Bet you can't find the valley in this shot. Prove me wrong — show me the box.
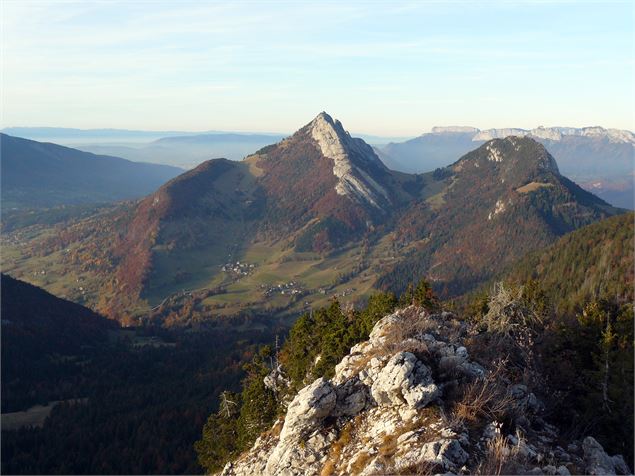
[1,215,403,323]
[0,274,282,474]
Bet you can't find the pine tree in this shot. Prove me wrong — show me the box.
[413,279,438,310]
[194,391,241,474]
[237,346,278,447]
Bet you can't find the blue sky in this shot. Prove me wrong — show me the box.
[2,0,633,135]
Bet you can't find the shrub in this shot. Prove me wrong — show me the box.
[480,282,544,336]
[398,278,439,311]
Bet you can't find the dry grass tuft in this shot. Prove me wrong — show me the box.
[320,422,354,476]
[347,311,436,376]
[319,459,336,476]
[475,434,528,475]
[374,310,437,355]
[378,433,399,458]
[349,451,373,475]
[396,459,440,476]
[451,360,516,427]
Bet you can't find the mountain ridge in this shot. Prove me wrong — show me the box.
[426,125,635,144]
[379,126,634,209]
[216,305,633,476]
[0,133,183,208]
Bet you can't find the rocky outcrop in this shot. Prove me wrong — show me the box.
[370,352,439,409]
[221,307,632,476]
[264,378,337,474]
[583,437,632,475]
[310,112,391,210]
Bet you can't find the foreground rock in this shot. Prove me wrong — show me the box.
[221,307,631,476]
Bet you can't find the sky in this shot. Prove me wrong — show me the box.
[1,0,634,136]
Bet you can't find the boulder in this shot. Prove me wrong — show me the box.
[278,377,336,443]
[333,341,371,385]
[417,438,469,470]
[612,455,632,475]
[370,352,439,408]
[583,436,631,475]
[333,377,369,417]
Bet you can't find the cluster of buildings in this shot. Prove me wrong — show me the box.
[261,281,305,297]
[221,261,255,276]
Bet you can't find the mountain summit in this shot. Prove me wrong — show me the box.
[308,112,391,210]
[453,136,560,179]
[240,112,412,246]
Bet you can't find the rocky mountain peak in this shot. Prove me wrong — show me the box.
[310,111,346,136]
[307,112,391,210]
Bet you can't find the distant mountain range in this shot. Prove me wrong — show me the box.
[0,127,280,143]
[1,127,406,170]
[0,134,183,208]
[76,133,287,168]
[378,125,635,209]
[2,113,622,325]
[7,126,629,209]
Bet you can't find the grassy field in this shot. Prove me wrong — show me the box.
[516,181,554,193]
[196,232,403,317]
[2,218,410,323]
[1,243,92,304]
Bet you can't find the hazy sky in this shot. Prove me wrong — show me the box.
[2,0,633,135]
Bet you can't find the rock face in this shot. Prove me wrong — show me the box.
[221,307,632,476]
[310,112,391,210]
[265,378,337,474]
